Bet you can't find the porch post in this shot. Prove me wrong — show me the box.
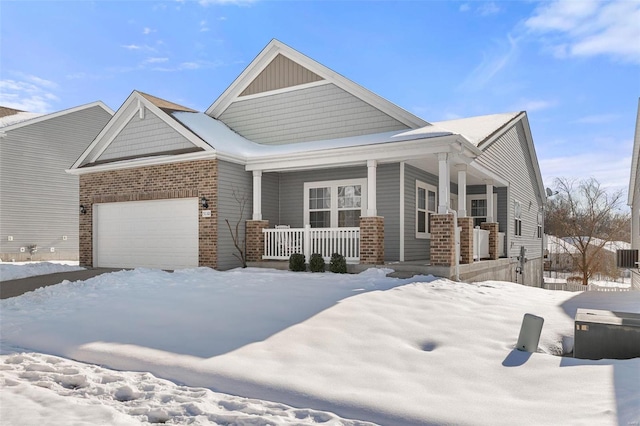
[485,179,494,223]
[252,170,262,221]
[456,165,467,218]
[438,153,450,214]
[367,160,377,217]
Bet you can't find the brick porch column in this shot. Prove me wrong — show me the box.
[457,217,473,264]
[481,222,499,260]
[246,220,269,262]
[430,213,456,266]
[360,216,384,265]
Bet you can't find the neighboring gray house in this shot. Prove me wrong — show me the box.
[0,102,113,261]
[68,40,545,286]
[626,99,640,290]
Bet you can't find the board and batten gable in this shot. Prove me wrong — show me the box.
[217,160,253,270]
[475,120,543,258]
[0,104,112,260]
[218,83,410,145]
[98,109,196,161]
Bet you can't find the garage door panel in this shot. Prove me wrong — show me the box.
[95,198,198,269]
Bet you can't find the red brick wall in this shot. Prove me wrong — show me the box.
[246,220,269,262]
[79,159,218,268]
[481,222,499,260]
[360,216,384,264]
[458,217,474,264]
[430,213,455,266]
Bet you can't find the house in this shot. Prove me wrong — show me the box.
[548,235,630,280]
[67,40,546,286]
[0,103,113,262]
[626,98,640,290]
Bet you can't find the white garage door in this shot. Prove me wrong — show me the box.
[94,198,198,269]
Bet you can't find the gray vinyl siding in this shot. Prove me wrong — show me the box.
[377,163,400,261]
[99,109,194,161]
[262,172,280,226]
[240,54,324,96]
[278,166,368,227]
[476,122,543,258]
[0,105,112,260]
[217,160,253,270]
[219,83,409,145]
[404,165,438,261]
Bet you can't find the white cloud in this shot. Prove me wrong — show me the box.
[458,34,519,91]
[199,0,255,6]
[572,114,619,124]
[478,2,501,16]
[200,20,210,32]
[143,27,155,35]
[459,3,470,13]
[0,76,60,113]
[525,0,640,64]
[145,57,169,64]
[512,98,557,112]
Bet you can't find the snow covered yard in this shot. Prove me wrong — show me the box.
[0,261,83,282]
[1,267,639,425]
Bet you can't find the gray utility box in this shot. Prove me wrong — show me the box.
[574,308,640,360]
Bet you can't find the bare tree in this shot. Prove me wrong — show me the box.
[545,177,629,285]
[225,188,248,268]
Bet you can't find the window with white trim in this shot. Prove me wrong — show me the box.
[537,211,543,239]
[467,195,498,228]
[416,181,437,238]
[514,200,522,236]
[304,179,367,228]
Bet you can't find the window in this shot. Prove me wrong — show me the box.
[304,179,367,228]
[416,181,437,238]
[514,201,522,236]
[467,195,498,227]
[537,212,543,239]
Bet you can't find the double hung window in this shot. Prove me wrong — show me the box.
[304,179,366,228]
[416,181,437,238]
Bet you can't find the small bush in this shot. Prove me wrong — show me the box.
[329,253,347,274]
[309,253,325,272]
[289,253,306,272]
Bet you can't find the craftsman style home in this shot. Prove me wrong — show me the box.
[1,103,113,261]
[68,40,546,286]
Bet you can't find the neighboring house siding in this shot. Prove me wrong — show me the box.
[377,163,400,261]
[0,105,112,261]
[476,122,542,258]
[240,54,324,96]
[219,83,410,145]
[217,160,253,270]
[278,167,368,227]
[404,164,438,261]
[99,110,194,161]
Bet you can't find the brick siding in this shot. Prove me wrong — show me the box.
[246,220,269,262]
[430,213,456,266]
[79,159,218,268]
[480,222,499,260]
[457,217,474,264]
[360,216,384,264]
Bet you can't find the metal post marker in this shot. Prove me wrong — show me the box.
[516,313,544,352]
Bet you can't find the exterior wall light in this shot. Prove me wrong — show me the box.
[80,205,87,215]
[201,197,208,209]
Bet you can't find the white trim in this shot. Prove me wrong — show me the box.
[303,179,367,228]
[253,170,262,221]
[416,180,437,239]
[466,194,498,227]
[66,151,218,175]
[234,80,331,102]
[367,159,377,217]
[0,101,113,133]
[89,107,140,163]
[206,39,429,129]
[399,162,405,262]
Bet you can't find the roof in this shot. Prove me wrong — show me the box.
[206,39,429,130]
[431,112,522,147]
[0,102,113,132]
[0,106,43,128]
[628,98,640,205]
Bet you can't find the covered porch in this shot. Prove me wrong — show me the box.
[243,129,508,272]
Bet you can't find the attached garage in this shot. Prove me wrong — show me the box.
[93,198,199,269]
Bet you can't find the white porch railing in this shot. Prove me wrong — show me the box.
[473,228,490,260]
[263,225,360,262]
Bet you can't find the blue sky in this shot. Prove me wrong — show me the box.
[2,0,639,195]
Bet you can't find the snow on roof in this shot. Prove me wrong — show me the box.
[548,235,631,254]
[432,112,521,146]
[0,111,44,128]
[172,112,453,158]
